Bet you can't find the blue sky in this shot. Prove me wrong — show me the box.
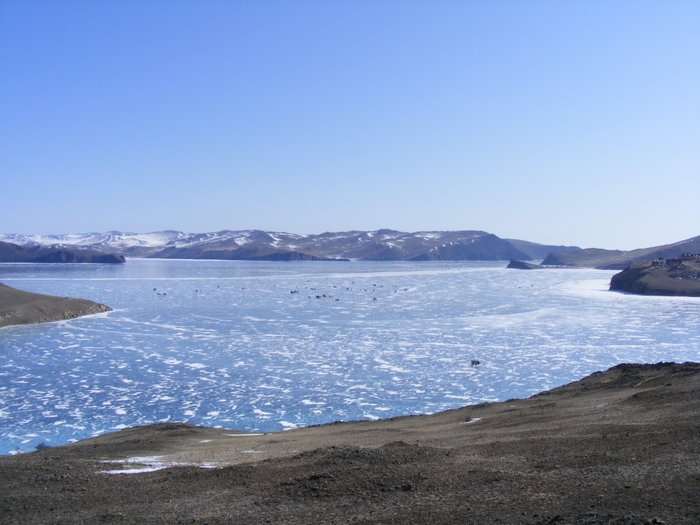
[1,1,698,250]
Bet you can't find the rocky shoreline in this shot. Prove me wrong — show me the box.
[610,257,700,297]
[0,283,112,328]
[1,362,698,524]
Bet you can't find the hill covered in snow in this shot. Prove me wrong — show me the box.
[0,229,572,262]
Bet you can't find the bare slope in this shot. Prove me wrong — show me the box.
[542,235,700,269]
[2,362,698,524]
[504,239,580,261]
[0,283,112,327]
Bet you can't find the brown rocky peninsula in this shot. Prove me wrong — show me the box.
[610,257,700,297]
[1,362,699,524]
[0,283,112,328]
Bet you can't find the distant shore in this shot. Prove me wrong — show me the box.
[0,283,112,328]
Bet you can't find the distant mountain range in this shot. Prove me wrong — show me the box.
[0,230,579,262]
[0,230,696,267]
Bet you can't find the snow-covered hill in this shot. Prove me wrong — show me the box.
[0,229,567,261]
[0,230,307,257]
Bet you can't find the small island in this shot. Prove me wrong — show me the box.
[506,259,545,270]
[0,283,112,327]
[609,255,700,297]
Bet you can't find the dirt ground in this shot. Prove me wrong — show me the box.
[1,362,699,524]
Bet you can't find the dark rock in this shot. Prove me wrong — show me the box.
[507,260,545,270]
[609,258,700,297]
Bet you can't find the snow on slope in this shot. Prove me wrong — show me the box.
[0,230,308,256]
[0,229,532,261]
[0,231,184,249]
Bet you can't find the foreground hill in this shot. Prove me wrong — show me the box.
[2,362,698,523]
[0,283,112,327]
[610,257,700,297]
[0,240,125,264]
[542,235,700,269]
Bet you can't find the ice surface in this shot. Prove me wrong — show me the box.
[1,260,699,453]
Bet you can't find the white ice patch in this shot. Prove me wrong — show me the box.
[101,466,165,475]
[373,357,408,373]
[99,455,220,474]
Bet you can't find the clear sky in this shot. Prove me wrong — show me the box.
[1,1,698,250]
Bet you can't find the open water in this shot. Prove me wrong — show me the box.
[1,259,699,454]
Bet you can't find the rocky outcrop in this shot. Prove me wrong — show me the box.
[0,241,125,264]
[609,257,700,297]
[506,260,545,270]
[0,283,112,327]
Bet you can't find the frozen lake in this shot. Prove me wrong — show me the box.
[1,259,699,454]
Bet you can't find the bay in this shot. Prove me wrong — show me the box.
[1,259,699,454]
